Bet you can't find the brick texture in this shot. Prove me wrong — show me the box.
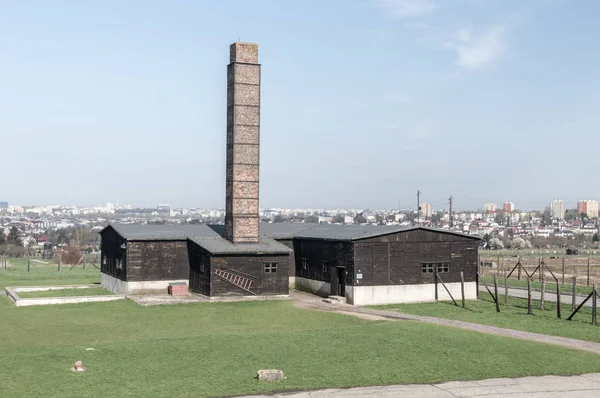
[225,42,261,243]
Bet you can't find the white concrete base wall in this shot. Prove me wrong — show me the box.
[101,273,188,295]
[289,276,296,290]
[346,282,477,306]
[294,277,331,298]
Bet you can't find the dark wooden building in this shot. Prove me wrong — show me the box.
[284,224,480,305]
[99,224,220,295]
[188,237,291,297]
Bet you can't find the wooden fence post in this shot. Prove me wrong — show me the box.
[460,271,465,308]
[518,263,521,280]
[540,274,545,310]
[434,269,438,301]
[557,283,561,319]
[593,283,597,326]
[562,257,565,285]
[572,276,577,311]
[494,276,500,313]
[83,256,86,270]
[27,259,30,272]
[588,258,591,287]
[504,276,508,305]
[527,278,533,314]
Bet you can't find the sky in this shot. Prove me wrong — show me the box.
[1,0,599,211]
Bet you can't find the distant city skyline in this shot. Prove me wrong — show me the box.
[2,1,600,209]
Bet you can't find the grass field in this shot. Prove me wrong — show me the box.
[17,288,112,298]
[480,276,594,296]
[0,258,100,290]
[374,292,600,343]
[4,265,600,397]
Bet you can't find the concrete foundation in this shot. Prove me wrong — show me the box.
[5,285,125,307]
[346,282,478,305]
[101,273,188,295]
[294,277,331,298]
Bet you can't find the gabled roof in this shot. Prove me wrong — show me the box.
[101,223,220,241]
[189,236,292,255]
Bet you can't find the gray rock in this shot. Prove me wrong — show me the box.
[257,369,284,381]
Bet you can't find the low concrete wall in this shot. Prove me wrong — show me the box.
[288,276,296,290]
[346,282,477,305]
[101,273,188,295]
[294,277,331,298]
[4,285,126,307]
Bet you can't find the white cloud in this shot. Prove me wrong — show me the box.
[448,26,508,70]
[373,0,436,19]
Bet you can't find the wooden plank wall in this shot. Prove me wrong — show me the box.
[126,241,189,282]
[211,254,289,296]
[100,226,127,280]
[292,239,354,284]
[188,243,211,296]
[354,230,479,286]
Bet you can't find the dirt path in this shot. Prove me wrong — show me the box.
[291,291,600,355]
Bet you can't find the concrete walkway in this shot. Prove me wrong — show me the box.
[242,373,600,397]
[479,285,594,307]
[292,292,600,355]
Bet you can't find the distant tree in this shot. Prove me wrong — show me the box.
[354,213,367,224]
[7,226,21,246]
[487,237,504,250]
[332,215,345,224]
[511,237,531,250]
[507,229,515,239]
[593,233,599,243]
[305,215,319,224]
[580,213,589,226]
[273,215,285,223]
[60,245,82,265]
[0,229,5,246]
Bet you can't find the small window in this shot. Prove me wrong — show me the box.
[264,262,278,273]
[422,263,434,273]
[301,258,308,270]
[322,261,329,273]
[437,263,449,273]
[116,258,123,270]
[199,265,206,273]
[102,256,107,265]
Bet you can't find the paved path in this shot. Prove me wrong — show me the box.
[292,292,600,355]
[242,373,600,397]
[479,285,594,307]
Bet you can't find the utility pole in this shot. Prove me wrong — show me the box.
[449,195,454,228]
[416,190,421,226]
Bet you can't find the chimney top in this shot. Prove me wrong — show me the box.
[230,42,258,64]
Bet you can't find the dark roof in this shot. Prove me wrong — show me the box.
[102,222,479,242]
[102,223,221,241]
[189,237,292,255]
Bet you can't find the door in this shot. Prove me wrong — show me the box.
[337,267,346,296]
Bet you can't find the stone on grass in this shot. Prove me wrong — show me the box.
[71,360,86,372]
[257,369,284,381]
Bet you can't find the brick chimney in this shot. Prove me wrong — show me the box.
[224,42,260,243]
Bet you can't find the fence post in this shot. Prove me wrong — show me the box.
[83,256,86,270]
[518,264,521,280]
[562,257,565,285]
[434,269,438,301]
[527,278,533,314]
[504,276,508,305]
[588,258,591,287]
[460,271,465,308]
[27,259,30,272]
[540,274,545,310]
[572,276,577,311]
[557,282,561,319]
[593,283,597,326]
[494,276,500,313]
[538,257,542,282]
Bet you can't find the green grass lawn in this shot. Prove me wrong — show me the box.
[480,276,594,296]
[0,259,100,290]
[17,288,112,298]
[373,292,600,344]
[2,298,600,397]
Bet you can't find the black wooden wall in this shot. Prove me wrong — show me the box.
[188,243,211,296]
[292,239,354,287]
[211,254,289,296]
[354,229,478,287]
[100,226,127,280]
[126,241,189,282]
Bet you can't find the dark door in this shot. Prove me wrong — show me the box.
[330,264,338,296]
[337,267,345,296]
